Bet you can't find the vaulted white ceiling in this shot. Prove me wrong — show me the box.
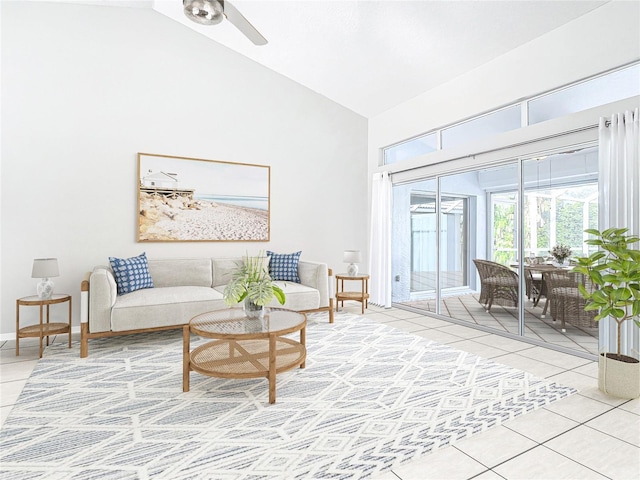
[50,0,611,118]
[152,0,608,118]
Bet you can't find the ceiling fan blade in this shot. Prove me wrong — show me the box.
[222,0,268,46]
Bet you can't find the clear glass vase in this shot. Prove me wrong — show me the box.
[552,257,566,267]
[244,298,264,319]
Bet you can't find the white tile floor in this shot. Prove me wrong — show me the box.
[1,304,639,479]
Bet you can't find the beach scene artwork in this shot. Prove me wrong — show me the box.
[137,153,270,242]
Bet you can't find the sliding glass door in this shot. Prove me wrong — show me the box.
[391,145,599,356]
[408,192,469,295]
[439,195,469,291]
[490,192,518,265]
[392,179,437,312]
[521,147,599,354]
[410,192,438,295]
[437,165,518,326]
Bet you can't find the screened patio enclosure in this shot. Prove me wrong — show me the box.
[392,146,599,356]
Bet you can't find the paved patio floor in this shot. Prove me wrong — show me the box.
[400,292,598,356]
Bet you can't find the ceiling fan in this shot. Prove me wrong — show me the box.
[183,0,268,46]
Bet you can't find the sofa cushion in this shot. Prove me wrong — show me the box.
[148,258,212,288]
[109,252,154,295]
[269,281,319,310]
[110,286,225,331]
[267,251,301,283]
[212,257,242,287]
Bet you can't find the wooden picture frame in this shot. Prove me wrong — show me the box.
[137,153,270,242]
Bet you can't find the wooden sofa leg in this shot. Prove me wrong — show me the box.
[329,299,334,323]
[80,322,89,358]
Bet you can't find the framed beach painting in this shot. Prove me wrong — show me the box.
[137,153,270,242]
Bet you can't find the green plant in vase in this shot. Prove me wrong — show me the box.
[550,243,572,265]
[223,252,285,318]
[573,227,640,398]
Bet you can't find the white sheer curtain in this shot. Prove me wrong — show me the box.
[598,107,640,357]
[369,171,392,308]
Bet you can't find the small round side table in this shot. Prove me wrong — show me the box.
[335,274,370,314]
[16,294,72,358]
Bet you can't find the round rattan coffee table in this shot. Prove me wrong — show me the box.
[183,307,306,404]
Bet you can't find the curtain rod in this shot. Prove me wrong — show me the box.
[604,108,639,126]
[387,123,598,177]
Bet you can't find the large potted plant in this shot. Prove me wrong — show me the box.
[223,252,286,319]
[573,228,640,399]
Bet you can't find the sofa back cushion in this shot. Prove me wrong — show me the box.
[212,257,243,287]
[147,258,213,288]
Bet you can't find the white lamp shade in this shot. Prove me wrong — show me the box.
[32,258,59,278]
[343,250,362,263]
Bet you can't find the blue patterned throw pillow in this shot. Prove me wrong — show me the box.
[267,251,301,283]
[108,252,154,295]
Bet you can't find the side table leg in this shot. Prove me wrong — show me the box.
[182,325,190,392]
[46,304,50,346]
[15,300,20,357]
[38,304,44,359]
[68,297,72,349]
[268,334,276,404]
[365,278,369,309]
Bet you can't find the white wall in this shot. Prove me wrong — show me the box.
[368,0,640,167]
[0,1,368,337]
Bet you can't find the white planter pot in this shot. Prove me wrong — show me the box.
[598,353,640,399]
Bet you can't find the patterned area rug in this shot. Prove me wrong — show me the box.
[1,313,575,479]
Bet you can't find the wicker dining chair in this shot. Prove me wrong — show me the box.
[545,270,597,331]
[473,259,518,312]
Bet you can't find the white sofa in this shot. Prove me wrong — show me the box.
[80,257,333,357]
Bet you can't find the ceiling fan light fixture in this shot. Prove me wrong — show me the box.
[182,0,268,46]
[184,0,224,26]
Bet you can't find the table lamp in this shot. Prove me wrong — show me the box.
[343,250,361,276]
[32,258,59,299]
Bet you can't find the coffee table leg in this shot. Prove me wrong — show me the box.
[269,334,276,404]
[182,325,190,392]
